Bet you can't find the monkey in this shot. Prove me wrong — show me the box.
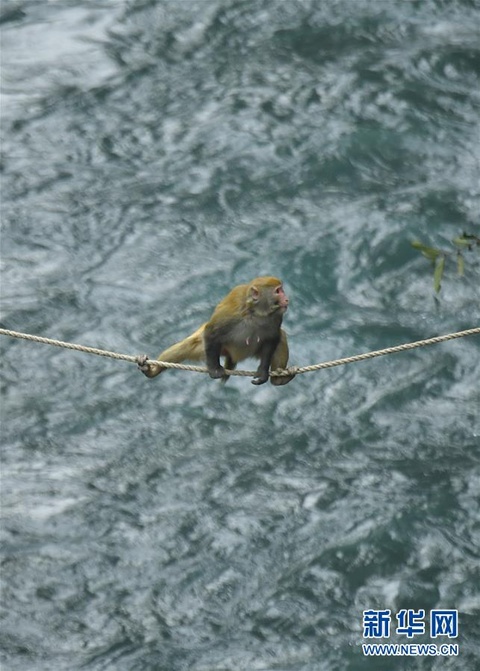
[137,276,295,386]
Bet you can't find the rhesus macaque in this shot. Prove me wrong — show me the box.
[137,276,295,385]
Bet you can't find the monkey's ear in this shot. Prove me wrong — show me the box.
[248,285,260,303]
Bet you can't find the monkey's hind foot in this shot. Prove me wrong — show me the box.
[270,368,296,386]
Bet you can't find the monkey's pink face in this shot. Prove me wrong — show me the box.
[275,285,289,312]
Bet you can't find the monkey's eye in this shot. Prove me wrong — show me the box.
[275,286,282,294]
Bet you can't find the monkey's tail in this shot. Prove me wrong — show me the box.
[156,324,206,366]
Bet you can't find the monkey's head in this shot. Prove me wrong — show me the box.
[247,276,289,315]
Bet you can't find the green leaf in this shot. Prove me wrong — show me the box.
[433,255,445,293]
[411,240,440,261]
[452,236,471,248]
[457,253,465,276]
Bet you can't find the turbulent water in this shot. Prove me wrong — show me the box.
[1,1,480,670]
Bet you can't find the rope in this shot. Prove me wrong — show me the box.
[0,326,479,379]
[0,329,138,363]
[293,326,480,374]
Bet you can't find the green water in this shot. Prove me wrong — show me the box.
[1,1,479,670]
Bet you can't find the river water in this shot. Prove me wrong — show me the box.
[1,1,479,670]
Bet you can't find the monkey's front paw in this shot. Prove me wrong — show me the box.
[208,366,225,380]
[251,374,268,385]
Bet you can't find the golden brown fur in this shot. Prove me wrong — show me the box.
[138,277,294,385]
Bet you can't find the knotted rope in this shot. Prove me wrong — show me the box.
[1,326,479,379]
